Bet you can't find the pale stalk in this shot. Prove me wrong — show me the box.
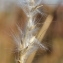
[19,0,34,63]
[26,15,53,63]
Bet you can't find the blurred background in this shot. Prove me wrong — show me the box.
[0,0,63,63]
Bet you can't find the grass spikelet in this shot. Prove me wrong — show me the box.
[11,0,52,63]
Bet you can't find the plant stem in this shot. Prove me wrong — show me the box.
[26,15,53,63]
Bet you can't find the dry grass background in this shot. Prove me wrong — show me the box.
[0,4,63,63]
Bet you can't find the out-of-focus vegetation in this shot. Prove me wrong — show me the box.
[0,0,63,63]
